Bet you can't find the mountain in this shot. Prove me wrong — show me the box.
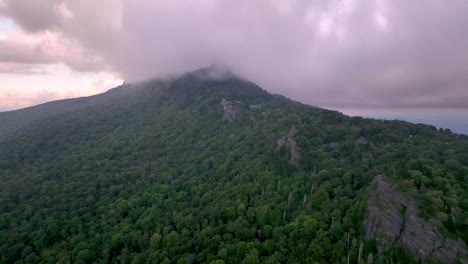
[0,67,467,263]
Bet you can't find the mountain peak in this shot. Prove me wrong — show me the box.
[184,64,240,81]
[0,66,467,263]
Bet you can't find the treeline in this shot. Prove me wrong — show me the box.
[0,78,466,263]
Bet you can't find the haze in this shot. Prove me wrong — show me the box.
[1,0,467,133]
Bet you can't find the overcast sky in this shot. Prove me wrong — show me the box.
[0,0,467,112]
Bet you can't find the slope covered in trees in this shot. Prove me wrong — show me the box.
[0,68,467,263]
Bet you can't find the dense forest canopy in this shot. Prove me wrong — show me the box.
[0,69,467,263]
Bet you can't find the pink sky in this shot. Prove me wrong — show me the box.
[1,0,468,112]
[0,15,121,111]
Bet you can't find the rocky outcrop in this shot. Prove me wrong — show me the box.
[364,175,467,263]
[249,104,263,110]
[220,98,241,122]
[277,126,300,166]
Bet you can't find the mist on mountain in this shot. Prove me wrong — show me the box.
[0,68,467,263]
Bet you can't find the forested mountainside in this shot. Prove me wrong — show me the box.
[0,83,141,138]
[0,68,467,263]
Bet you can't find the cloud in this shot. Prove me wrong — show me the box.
[0,78,122,111]
[0,63,50,74]
[0,90,63,110]
[0,30,108,71]
[1,0,468,109]
[0,63,122,111]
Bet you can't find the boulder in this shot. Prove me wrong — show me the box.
[364,175,467,263]
[220,98,241,122]
[277,126,300,166]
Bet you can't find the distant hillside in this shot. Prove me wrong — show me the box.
[0,67,467,263]
[352,111,468,136]
[0,82,148,138]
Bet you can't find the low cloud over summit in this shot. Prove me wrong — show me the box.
[1,0,468,109]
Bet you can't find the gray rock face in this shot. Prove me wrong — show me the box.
[364,175,468,263]
[220,98,241,122]
[249,104,263,110]
[277,126,300,166]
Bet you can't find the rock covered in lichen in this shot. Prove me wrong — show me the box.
[220,98,241,122]
[277,126,300,166]
[364,175,467,263]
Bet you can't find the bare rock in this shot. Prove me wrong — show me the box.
[220,98,241,122]
[249,104,263,110]
[277,126,300,166]
[364,175,468,263]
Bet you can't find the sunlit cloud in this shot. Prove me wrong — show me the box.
[0,29,107,71]
[0,0,467,110]
[0,64,122,110]
[0,90,63,110]
[374,13,387,30]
